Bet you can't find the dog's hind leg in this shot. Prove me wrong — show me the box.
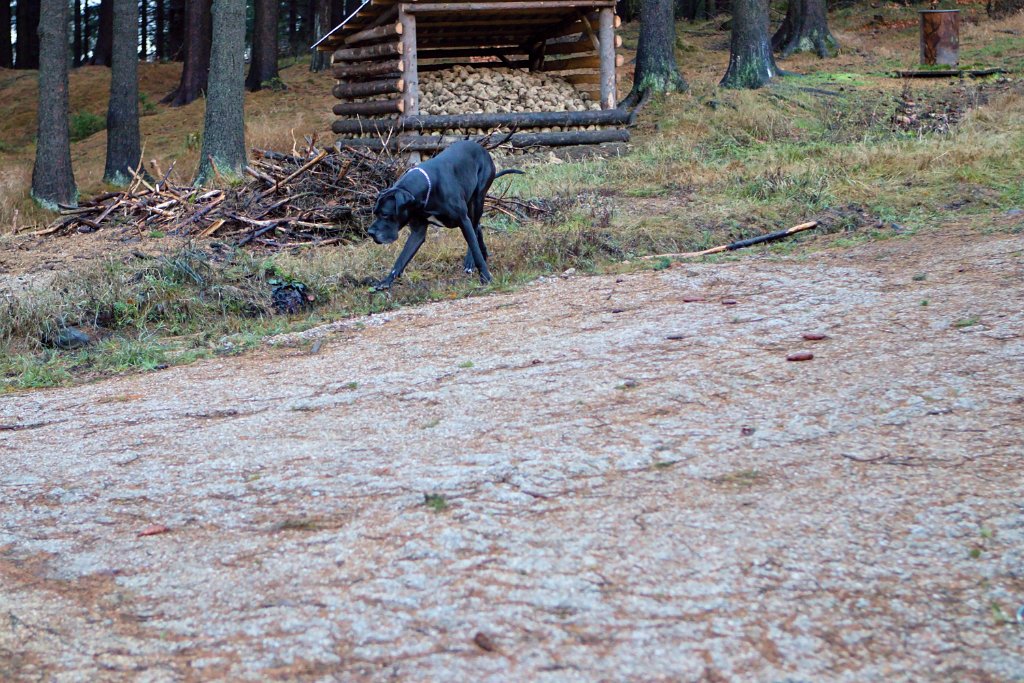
[459,212,492,284]
[463,192,489,273]
[378,221,428,289]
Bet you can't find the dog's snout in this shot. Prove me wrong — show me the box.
[367,221,396,245]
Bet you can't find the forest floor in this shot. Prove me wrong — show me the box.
[2,225,1022,681]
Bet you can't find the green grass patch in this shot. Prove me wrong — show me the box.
[423,493,449,512]
[69,111,106,142]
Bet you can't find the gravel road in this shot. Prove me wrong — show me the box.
[2,228,1022,681]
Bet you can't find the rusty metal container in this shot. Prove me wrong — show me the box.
[919,9,960,66]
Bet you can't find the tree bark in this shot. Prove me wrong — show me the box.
[720,0,779,89]
[623,0,687,106]
[15,0,41,68]
[162,0,211,105]
[772,0,838,58]
[91,0,114,66]
[32,0,78,209]
[196,0,246,184]
[0,0,12,69]
[166,0,186,59]
[246,0,281,90]
[104,0,143,185]
[309,0,331,71]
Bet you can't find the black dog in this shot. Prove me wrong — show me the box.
[367,141,522,288]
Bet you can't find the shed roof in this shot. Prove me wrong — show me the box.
[317,0,616,52]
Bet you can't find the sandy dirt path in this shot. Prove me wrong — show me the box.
[2,229,1023,682]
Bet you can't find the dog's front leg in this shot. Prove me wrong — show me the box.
[377,222,428,289]
[458,215,492,284]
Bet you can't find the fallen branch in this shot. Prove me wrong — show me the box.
[258,149,329,200]
[639,221,819,262]
[896,68,1006,79]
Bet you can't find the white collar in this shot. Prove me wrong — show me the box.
[406,166,431,206]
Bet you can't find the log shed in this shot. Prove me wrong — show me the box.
[314,0,630,152]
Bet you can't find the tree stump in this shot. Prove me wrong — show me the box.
[919,10,959,67]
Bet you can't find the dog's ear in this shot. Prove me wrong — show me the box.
[393,188,417,213]
[373,188,396,215]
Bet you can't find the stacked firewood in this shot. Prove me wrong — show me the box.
[420,66,600,116]
[37,142,545,248]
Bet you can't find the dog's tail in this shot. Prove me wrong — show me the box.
[494,169,525,180]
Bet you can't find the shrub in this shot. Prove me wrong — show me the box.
[69,111,105,142]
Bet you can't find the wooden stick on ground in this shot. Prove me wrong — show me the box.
[639,221,819,262]
[258,149,329,200]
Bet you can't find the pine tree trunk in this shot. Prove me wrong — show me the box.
[84,1,91,61]
[771,0,794,51]
[32,0,78,209]
[73,0,83,66]
[330,0,345,25]
[720,0,778,89]
[155,0,165,59]
[162,0,211,105]
[772,0,838,58]
[166,0,185,60]
[104,0,143,185]
[196,0,246,184]
[0,0,13,69]
[623,0,688,105]
[246,0,281,90]
[309,0,330,72]
[15,0,41,68]
[616,0,641,22]
[91,0,114,66]
[140,0,149,59]
[288,0,299,55]
[678,0,713,21]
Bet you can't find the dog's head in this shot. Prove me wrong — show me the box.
[367,187,417,245]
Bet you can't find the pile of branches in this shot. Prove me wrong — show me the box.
[39,141,398,248]
[39,139,549,249]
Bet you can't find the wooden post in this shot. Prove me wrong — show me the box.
[399,4,418,117]
[528,42,545,72]
[598,7,615,109]
[399,3,420,162]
